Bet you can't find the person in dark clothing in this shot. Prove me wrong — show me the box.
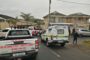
[72,28,78,44]
[68,26,71,36]
[72,28,75,35]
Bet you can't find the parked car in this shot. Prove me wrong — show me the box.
[77,28,90,37]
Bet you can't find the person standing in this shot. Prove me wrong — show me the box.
[72,28,78,44]
[68,26,71,36]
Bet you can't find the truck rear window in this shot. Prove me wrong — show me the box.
[8,30,30,36]
[57,29,64,34]
[2,29,9,32]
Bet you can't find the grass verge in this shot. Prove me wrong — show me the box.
[83,40,90,48]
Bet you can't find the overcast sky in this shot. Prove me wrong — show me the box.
[0,0,90,19]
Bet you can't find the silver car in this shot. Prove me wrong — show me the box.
[77,29,90,36]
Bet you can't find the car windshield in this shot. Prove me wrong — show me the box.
[8,30,30,36]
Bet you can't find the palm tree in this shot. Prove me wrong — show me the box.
[34,19,44,25]
[20,12,34,25]
[33,19,45,29]
[15,16,19,21]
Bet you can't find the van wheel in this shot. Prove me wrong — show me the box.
[61,43,65,47]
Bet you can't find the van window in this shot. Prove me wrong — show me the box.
[48,28,52,32]
[57,29,64,34]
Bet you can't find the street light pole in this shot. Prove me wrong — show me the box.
[48,0,51,28]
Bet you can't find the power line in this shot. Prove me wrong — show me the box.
[58,0,90,5]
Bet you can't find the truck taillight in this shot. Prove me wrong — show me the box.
[35,40,39,49]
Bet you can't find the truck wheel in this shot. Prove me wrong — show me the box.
[61,43,65,47]
[31,53,38,60]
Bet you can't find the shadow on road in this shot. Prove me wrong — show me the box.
[48,45,68,50]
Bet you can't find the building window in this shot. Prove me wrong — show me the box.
[58,18,64,23]
[50,17,56,23]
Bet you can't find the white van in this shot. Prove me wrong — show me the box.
[41,25,69,47]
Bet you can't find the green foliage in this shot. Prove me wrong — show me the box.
[20,12,44,28]
[20,12,34,22]
[6,19,17,26]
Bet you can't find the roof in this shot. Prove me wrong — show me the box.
[43,11,66,18]
[68,13,90,17]
[0,17,5,20]
[0,14,15,19]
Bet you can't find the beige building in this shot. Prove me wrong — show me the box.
[0,17,44,29]
[43,11,90,29]
[43,11,67,29]
[0,17,9,29]
[0,18,30,29]
[66,13,90,28]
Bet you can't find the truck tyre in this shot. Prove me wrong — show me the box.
[31,53,38,60]
[61,43,65,47]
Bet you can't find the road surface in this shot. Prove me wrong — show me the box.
[23,37,90,60]
[6,37,89,60]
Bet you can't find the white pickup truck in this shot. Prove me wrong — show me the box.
[0,29,39,60]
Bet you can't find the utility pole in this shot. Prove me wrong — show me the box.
[48,0,51,28]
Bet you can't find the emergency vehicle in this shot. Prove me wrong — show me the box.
[0,29,39,60]
[41,25,69,47]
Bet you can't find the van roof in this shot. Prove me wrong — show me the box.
[48,25,68,29]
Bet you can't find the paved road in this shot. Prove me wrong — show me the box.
[18,37,90,60]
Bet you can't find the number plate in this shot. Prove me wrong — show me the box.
[13,52,25,57]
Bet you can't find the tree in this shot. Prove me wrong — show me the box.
[6,19,17,27]
[15,16,19,20]
[33,19,45,29]
[11,19,17,26]
[6,19,11,27]
[20,12,34,25]
[34,19,44,25]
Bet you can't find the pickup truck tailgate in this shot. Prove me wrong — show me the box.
[0,38,37,54]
